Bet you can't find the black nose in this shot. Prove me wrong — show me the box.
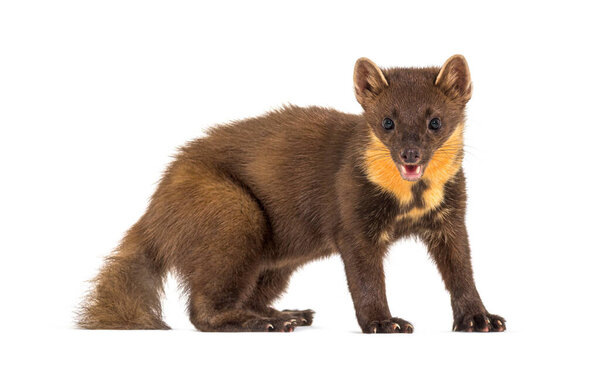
[401,148,421,164]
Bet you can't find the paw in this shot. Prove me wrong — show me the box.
[453,313,506,332]
[364,317,414,334]
[281,309,315,326]
[243,317,297,332]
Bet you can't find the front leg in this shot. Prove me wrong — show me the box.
[420,208,506,332]
[338,237,413,334]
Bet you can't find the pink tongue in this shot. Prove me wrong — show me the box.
[404,165,418,174]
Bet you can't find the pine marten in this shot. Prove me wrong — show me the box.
[78,55,505,333]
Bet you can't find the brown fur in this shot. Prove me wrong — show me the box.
[78,55,505,333]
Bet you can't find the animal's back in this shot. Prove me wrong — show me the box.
[178,106,363,260]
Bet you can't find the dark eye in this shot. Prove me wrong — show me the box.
[382,118,395,130]
[428,118,442,131]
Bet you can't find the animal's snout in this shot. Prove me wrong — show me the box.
[400,148,421,164]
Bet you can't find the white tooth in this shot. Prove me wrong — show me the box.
[416,166,421,174]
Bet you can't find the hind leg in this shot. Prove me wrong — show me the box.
[244,267,315,326]
[163,167,298,332]
[185,251,299,332]
[186,266,298,332]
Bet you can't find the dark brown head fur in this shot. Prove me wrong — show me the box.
[355,55,471,181]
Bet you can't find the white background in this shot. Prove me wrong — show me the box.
[1,0,599,366]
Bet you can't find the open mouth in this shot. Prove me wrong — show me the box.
[399,164,424,181]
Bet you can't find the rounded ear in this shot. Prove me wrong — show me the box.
[353,57,389,109]
[435,55,472,102]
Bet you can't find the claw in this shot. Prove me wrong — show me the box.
[301,318,308,324]
[266,323,274,331]
[392,323,400,332]
[497,320,503,326]
[283,321,295,332]
[453,324,457,331]
[372,327,377,333]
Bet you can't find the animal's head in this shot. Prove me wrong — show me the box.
[355,55,471,182]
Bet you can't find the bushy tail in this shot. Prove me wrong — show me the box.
[77,228,169,329]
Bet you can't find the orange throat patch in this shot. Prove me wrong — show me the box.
[363,124,464,220]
